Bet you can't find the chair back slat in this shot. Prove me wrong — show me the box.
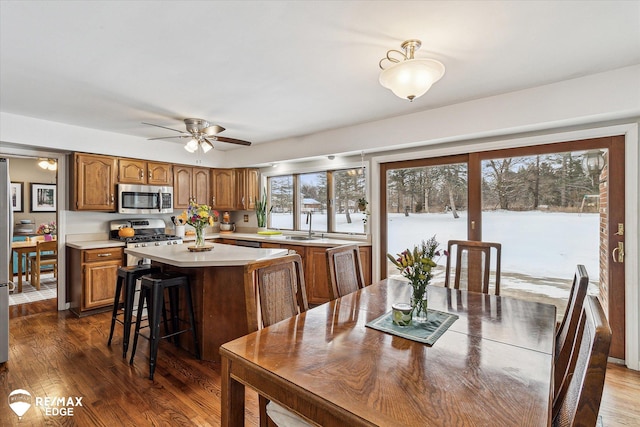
[326,244,365,300]
[444,240,501,295]
[554,265,589,401]
[553,295,611,427]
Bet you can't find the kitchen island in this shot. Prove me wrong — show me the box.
[125,243,287,361]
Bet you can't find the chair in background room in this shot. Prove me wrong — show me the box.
[552,295,612,426]
[553,265,589,406]
[243,254,312,427]
[326,244,366,300]
[28,239,57,290]
[444,240,502,295]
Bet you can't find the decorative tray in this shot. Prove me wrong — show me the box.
[187,244,214,252]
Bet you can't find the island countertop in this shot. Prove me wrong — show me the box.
[125,243,287,267]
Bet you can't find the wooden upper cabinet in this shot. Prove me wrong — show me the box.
[173,165,211,209]
[71,153,118,211]
[234,168,260,210]
[118,158,172,185]
[211,168,236,210]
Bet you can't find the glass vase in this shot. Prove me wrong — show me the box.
[411,287,429,323]
[195,226,205,247]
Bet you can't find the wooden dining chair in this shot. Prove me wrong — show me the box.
[243,254,313,427]
[29,239,58,290]
[552,295,611,426]
[326,244,366,300]
[444,240,502,295]
[554,265,589,402]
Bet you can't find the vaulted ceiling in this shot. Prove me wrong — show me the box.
[1,1,639,151]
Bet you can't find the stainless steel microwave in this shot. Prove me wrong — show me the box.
[117,184,173,214]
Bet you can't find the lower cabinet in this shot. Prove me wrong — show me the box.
[260,242,372,305]
[67,246,124,316]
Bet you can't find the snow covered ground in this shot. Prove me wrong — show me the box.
[273,210,600,317]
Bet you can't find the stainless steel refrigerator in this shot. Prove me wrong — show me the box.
[1,158,13,363]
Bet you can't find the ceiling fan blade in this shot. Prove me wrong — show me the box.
[142,122,187,134]
[147,135,191,140]
[202,125,226,136]
[213,136,252,146]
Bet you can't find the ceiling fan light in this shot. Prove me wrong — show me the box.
[200,140,213,153]
[184,138,199,153]
[38,158,57,170]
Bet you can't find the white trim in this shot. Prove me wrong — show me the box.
[372,121,640,370]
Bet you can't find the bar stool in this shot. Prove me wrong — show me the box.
[107,264,161,358]
[129,271,200,380]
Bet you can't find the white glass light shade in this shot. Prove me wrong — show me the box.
[184,138,199,153]
[379,59,445,101]
[200,140,213,153]
[38,159,57,170]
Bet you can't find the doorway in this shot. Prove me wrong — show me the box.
[7,156,58,309]
[381,136,626,359]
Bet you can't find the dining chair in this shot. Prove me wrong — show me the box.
[552,295,611,426]
[28,239,57,290]
[554,265,589,402]
[326,244,366,300]
[243,254,313,427]
[444,240,502,295]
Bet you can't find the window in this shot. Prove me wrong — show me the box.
[267,167,367,234]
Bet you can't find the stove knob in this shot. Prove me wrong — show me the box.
[173,241,179,245]
[166,241,172,245]
[155,242,161,246]
[141,243,147,247]
[134,243,140,248]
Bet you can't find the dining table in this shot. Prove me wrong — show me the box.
[220,278,556,426]
[9,236,57,292]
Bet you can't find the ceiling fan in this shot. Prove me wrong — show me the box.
[143,118,252,153]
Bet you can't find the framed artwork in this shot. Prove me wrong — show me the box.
[10,182,24,212]
[30,183,57,212]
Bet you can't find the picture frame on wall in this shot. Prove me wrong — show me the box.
[10,182,24,212]
[30,183,56,212]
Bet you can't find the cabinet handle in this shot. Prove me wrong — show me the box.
[148,170,152,179]
[212,196,216,206]
[242,196,245,209]
[97,253,112,257]
[140,170,144,179]
[111,194,114,203]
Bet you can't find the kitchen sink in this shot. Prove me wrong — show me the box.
[285,236,319,241]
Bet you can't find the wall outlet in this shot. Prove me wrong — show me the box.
[243,215,249,222]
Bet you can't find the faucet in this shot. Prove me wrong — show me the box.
[306,211,313,238]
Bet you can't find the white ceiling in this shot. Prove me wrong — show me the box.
[1,1,639,152]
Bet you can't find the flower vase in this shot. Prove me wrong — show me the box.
[44,234,53,242]
[411,288,429,323]
[195,226,205,247]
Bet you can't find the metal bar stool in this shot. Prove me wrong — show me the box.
[129,271,200,380]
[107,264,161,358]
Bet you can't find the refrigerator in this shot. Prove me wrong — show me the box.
[1,157,12,363]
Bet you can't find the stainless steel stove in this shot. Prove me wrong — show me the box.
[110,218,182,265]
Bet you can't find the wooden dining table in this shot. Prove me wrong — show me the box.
[9,237,56,292]
[220,278,556,426]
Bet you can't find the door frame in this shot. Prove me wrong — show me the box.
[371,122,639,369]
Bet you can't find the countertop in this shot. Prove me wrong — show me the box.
[66,232,370,250]
[125,243,288,267]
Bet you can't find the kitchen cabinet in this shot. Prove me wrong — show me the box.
[211,168,236,210]
[234,168,259,210]
[174,166,211,209]
[71,153,118,211]
[260,242,371,305]
[118,158,173,185]
[68,246,124,315]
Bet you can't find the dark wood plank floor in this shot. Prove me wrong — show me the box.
[3,300,640,426]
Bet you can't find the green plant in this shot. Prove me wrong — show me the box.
[357,197,368,211]
[255,188,272,228]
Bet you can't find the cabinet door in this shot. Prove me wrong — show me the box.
[73,153,117,211]
[306,247,331,305]
[83,261,121,310]
[359,246,372,286]
[147,162,173,185]
[211,168,236,210]
[118,158,146,184]
[244,168,260,210]
[173,166,192,209]
[192,167,211,205]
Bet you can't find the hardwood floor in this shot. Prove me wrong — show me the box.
[3,301,640,426]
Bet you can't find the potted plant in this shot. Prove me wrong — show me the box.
[357,197,368,212]
[255,188,271,230]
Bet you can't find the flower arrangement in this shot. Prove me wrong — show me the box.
[177,202,218,247]
[387,235,446,321]
[255,187,272,229]
[37,221,56,235]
